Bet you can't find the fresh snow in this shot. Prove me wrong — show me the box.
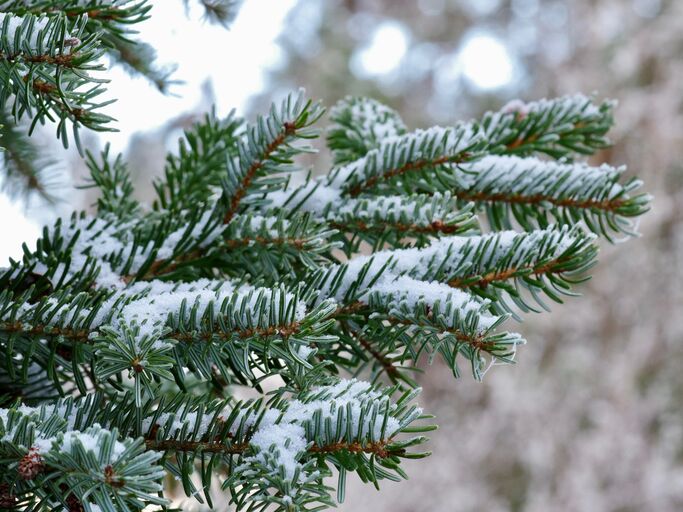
[242,379,404,481]
[0,13,53,53]
[327,124,481,189]
[333,97,407,143]
[459,154,626,201]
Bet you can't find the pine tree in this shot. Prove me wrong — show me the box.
[0,6,652,512]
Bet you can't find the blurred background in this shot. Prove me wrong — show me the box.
[2,0,683,510]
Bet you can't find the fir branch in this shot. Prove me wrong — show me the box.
[81,143,139,217]
[327,96,407,164]
[331,124,484,197]
[154,109,243,212]
[0,90,651,511]
[482,94,614,158]
[0,13,115,148]
[326,193,479,251]
[0,381,428,511]
[220,90,324,224]
[221,212,339,279]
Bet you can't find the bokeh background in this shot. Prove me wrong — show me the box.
[2,0,683,510]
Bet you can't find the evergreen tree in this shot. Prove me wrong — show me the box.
[0,5,651,512]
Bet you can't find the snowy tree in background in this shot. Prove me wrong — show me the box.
[0,3,653,512]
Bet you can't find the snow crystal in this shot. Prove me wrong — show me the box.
[327,124,481,189]
[33,437,54,454]
[265,179,342,214]
[60,426,127,463]
[460,155,625,200]
[248,409,308,480]
[0,13,53,53]
[241,379,403,483]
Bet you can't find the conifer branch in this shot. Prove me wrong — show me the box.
[1,90,650,510]
[0,12,115,148]
[482,94,615,158]
[330,124,483,196]
[220,90,324,224]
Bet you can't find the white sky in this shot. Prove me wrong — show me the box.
[104,0,296,152]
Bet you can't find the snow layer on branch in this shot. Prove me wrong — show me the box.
[266,182,470,234]
[141,411,215,438]
[105,282,306,353]
[332,192,472,230]
[141,402,261,443]
[483,93,612,142]
[0,13,52,53]
[243,379,403,481]
[318,226,580,304]
[393,227,579,278]
[502,93,602,118]
[0,399,109,455]
[460,155,626,200]
[327,124,481,189]
[0,404,123,461]
[1,269,307,356]
[331,96,407,142]
[366,275,497,330]
[60,427,127,461]
[42,213,224,289]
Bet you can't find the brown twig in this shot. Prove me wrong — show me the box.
[455,190,626,211]
[144,437,400,459]
[223,122,297,224]
[347,153,471,197]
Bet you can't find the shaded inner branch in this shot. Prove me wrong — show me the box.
[144,437,400,459]
[0,320,303,345]
[329,219,467,236]
[128,234,310,283]
[357,334,400,379]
